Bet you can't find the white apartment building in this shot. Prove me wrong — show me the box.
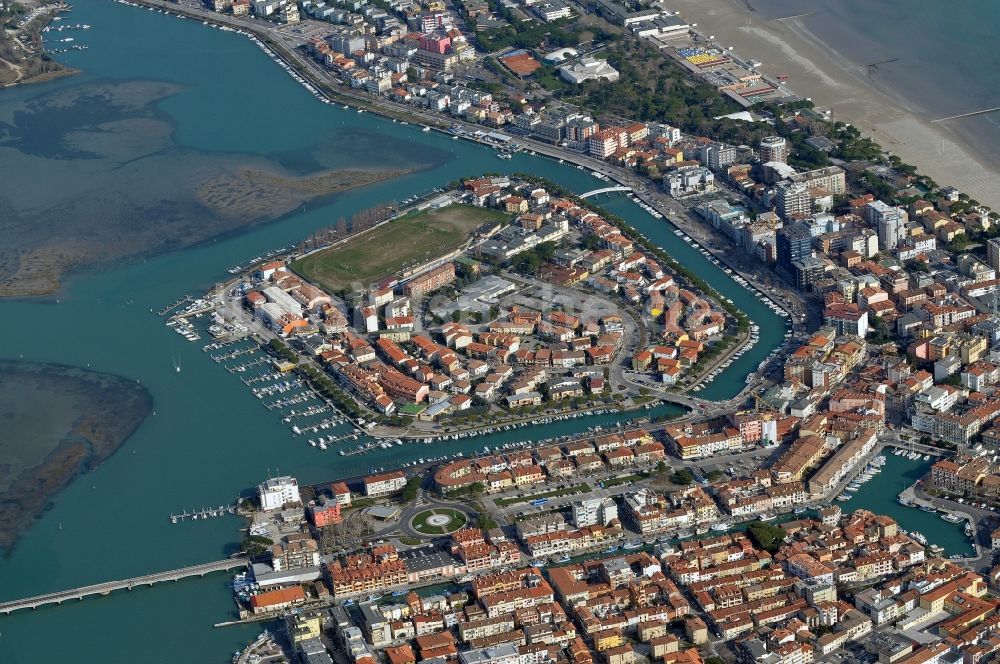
[259,476,301,511]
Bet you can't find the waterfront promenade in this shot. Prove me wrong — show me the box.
[0,557,247,615]
[120,0,801,339]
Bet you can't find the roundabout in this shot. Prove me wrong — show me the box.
[410,508,468,535]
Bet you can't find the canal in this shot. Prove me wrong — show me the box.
[0,0,788,660]
[840,453,974,557]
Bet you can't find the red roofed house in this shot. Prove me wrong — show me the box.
[245,586,306,617]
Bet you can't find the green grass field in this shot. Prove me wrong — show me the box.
[411,508,468,535]
[291,204,509,291]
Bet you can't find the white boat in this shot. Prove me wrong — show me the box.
[421,126,430,132]
[710,522,730,532]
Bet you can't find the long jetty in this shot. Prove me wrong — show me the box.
[0,557,247,615]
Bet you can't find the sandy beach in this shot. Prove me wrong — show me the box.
[669,0,1000,209]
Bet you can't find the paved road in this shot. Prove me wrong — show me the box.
[0,557,248,614]
[912,484,998,571]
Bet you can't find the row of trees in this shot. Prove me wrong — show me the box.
[295,202,397,254]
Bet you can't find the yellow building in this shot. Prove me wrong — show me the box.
[287,612,322,643]
[594,629,624,652]
[957,335,987,364]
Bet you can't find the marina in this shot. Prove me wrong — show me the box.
[169,506,237,524]
[839,453,974,557]
[0,0,784,659]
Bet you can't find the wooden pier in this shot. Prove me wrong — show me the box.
[169,505,237,523]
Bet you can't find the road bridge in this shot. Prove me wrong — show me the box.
[0,557,247,614]
[579,186,633,199]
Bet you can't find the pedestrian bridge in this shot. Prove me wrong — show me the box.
[0,557,247,614]
[579,186,633,199]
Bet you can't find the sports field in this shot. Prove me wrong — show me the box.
[291,204,509,291]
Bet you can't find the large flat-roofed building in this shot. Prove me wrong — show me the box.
[263,285,304,317]
[787,166,846,195]
[775,181,812,220]
[559,57,619,84]
[405,262,456,297]
[595,0,661,25]
[571,496,619,528]
[459,642,520,664]
[364,470,407,497]
[259,476,301,511]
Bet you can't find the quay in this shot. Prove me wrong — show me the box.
[0,557,247,615]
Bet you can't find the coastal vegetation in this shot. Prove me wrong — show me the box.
[0,77,412,298]
[268,339,299,364]
[195,167,407,221]
[0,2,74,88]
[494,483,591,507]
[746,521,786,553]
[557,41,738,136]
[0,360,152,551]
[241,534,273,557]
[401,476,421,502]
[290,204,509,292]
[670,468,695,485]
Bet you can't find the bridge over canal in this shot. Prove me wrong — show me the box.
[579,186,633,199]
[0,557,247,615]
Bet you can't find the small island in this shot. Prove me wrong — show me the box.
[0,360,152,551]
